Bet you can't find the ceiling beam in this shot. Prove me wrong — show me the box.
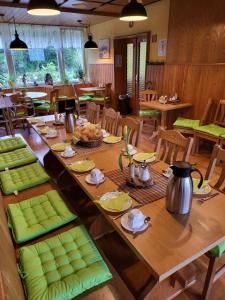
[0,1,120,17]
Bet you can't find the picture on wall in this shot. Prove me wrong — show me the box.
[99,38,110,59]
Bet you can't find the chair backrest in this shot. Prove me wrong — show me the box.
[119,117,143,147]
[101,107,120,135]
[205,144,225,192]
[86,102,100,124]
[104,83,112,98]
[155,128,193,164]
[213,99,225,125]
[140,89,158,102]
[73,83,95,98]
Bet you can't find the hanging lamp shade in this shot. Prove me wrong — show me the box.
[10,30,28,50]
[27,0,60,16]
[84,34,98,49]
[120,0,147,21]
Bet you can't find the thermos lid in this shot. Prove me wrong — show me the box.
[65,107,74,114]
[170,161,192,178]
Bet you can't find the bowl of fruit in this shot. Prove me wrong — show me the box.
[73,123,103,148]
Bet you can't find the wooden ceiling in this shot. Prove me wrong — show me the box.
[0,0,160,26]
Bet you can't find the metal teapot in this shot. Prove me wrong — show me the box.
[166,161,203,215]
[64,107,76,133]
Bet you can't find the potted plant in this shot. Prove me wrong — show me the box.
[75,65,85,83]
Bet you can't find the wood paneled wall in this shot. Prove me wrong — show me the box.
[146,64,164,94]
[88,64,114,88]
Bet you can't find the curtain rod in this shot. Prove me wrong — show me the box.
[0,21,86,29]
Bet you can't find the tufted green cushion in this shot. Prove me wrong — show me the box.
[0,163,50,195]
[0,137,26,153]
[195,124,225,137]
[210,241,225,257]
[7,190,77,243]
[78,95,92,102]
[19,226,112,300]
[173,117,200,129]
[36,103,53,111]
[92,96,109,103]
[81,92,95,97]
[0,148,37,171]
[139,110,161,117]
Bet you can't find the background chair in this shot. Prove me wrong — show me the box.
[73,83,94,115]
[92,83,112,108]
[35,89,59,115]
[86,102,100,124]
[101,107,120,135]
[155,128,193,164]
[119,117,143,147]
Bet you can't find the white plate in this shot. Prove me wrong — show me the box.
[133,153,156,163]
[85,174,105,185]
[61,151,76,158]
[46,134,57,138]
[100,191,132,213]
[121,212,149,233]
[122,149,137,156]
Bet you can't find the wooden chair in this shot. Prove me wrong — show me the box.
[139,89,160,132]
[73,83,94,115]
[201,145,225,300]
[92,83,112,107]
[35,89,59,115]
[86,102,100,124]
[155,128,194,164]
[119,117,143,147]
[174,98,213,135]
[101,107,120,135]
[194,99,225,153]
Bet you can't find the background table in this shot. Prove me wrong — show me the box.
[80,87,105,92]
[25,92,47,99]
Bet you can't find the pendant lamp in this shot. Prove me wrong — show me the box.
[120,0,147,21]
[27,0,60,16]
[84,26,98,49]
[10,18,28,50]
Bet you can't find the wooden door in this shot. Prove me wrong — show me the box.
[114,32,150,114]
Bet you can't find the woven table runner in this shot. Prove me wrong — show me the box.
[73,142,119,158]
[106,167,168,205]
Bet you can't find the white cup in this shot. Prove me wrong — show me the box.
[127,209,145,229]
[90,168,103,183]
[63,146,74,157]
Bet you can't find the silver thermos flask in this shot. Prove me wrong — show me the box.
[166,161,203,214]
[64,107,76,133]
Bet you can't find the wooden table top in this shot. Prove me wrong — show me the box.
[141,101,192,112]
[28,115,225,282]
[80,87,105,92]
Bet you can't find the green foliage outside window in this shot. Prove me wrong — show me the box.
[0,50,9,87]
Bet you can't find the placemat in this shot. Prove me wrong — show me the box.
[106,167,168,204]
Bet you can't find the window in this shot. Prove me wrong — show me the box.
[63,48,84,81]
[0,49,9,88]
[11,47,60,85]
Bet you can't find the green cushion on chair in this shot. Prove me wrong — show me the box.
[78,95,92,102]
[0,162,50,195]
[36,103,52,111]
[194,124,225,137]
[19,226,112,300]
[139,110,161,117]
[33,99,50,106]
[0,137,26,153]
[7,190,77,243]
[81,92,95,97]
[92,96,109,103]
[210,241,225,257]
[58,95,68,100]
[0,148,37,171]
[173,117,200,129]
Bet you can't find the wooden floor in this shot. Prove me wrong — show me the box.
[1,122,225,300]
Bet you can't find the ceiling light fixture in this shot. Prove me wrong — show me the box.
[120,0,148,21]
[27,0,60,16]
[10,18,28,50]
[82,23,98,49]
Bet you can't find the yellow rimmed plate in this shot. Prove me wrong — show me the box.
[193,178,211,197]
[96,191,132,213]
[38,127,49,135]
[51,143,71,152]
[133,152,156,163]
[103,136,122,144]
[69,160,95,173]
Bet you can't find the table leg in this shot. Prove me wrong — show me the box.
[161,111,167,129]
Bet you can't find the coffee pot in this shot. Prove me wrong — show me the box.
[64,107,76,133]
[166,161,203,214]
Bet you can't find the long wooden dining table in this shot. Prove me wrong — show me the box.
[28,115,225,299]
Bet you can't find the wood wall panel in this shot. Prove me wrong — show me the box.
[88,64,114,88]
[146,64,164,94]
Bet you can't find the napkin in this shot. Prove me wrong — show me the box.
[70,160,95,172]
[193,178,209,192]
[51,143,71,151]
[95,193,131,211]
[135,152,156,161]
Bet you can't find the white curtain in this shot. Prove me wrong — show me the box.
[0,24,84,49]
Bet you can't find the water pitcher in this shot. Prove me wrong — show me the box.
[166,161,203,214]
[64,107,76,133]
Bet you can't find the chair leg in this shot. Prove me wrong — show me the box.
[201,255,218,300]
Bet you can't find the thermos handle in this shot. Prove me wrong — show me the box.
[191,167,203,188]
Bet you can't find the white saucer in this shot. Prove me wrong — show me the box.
[61,151,76,158]
[121,212,149,233]
[85,174,105,185]
[46,134,57,138]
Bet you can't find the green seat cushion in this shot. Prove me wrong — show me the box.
[81,92,95,97]
[92,96,109,103]
[139,110,161,117]
[78,96,92,102]
[7,190,77,243]
[16,111,26,117]
[210,241,225,257]
[0,162,50,195]
[19,226,112,300]
[0,137,26,153]
[36,103,53,111]
[33,100,49,106]
[0,148,37,171]
[173,117,200,129]
[195,124,225,137]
